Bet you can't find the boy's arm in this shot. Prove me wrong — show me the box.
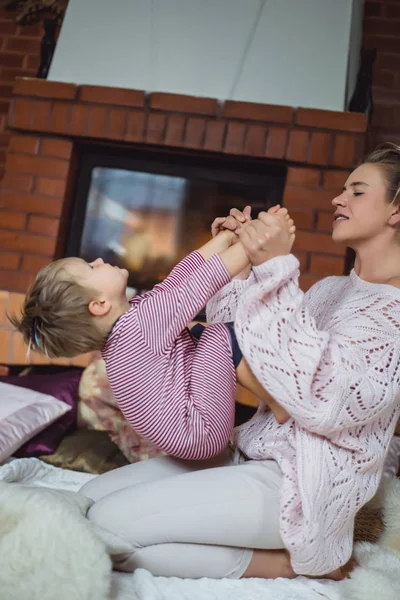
[137,241,250,355]
[146,231,236,296]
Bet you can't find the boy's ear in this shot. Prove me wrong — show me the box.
[88,299,111,317]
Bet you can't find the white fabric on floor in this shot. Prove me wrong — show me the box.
[0,458,397,600]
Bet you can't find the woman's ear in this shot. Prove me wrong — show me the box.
[88,299,111,317]
[388,202,400,227]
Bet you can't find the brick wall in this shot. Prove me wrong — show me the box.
[363,0,400,148]
[0,5,43,181]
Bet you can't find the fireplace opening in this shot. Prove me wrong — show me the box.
[66,145,286,293]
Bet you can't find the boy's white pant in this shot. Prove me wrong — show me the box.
[80,450,284,579]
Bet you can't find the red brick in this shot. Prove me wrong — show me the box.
[0,100,10,115]
[6,154,69,179]
[286,130,310,162]
[283,185,334,210]
[123,110,145,143]
[13,78,77,100]
[35,177,66,198]
[265,127,288,159]
[204,120,226,152]
[363,17,400,36]
[0,210,26,230]
[308,132,332,166]
[107,108,127,140]
[184,117,206,149]
[9,135,39,154]
[0,53,24,68]
[70,104,89,136]
[21,254,50,274]
[0,22,17,35]
[317,211,335,232]
[50,102,71,134]
[87,106,108,138]
[0,192,63,217]
[294,251,308,272]
[323,170,350,190]
[1,230,56,255]
[364,35,400,54]
[310,254,345,276]
[224,122,246,154]
[0,84,14,99]
[333,135,356,167]
[150,92,218,116]
[385,3,400,18]
[26,55,40,70]
[28,215,59,236]
[372,104,400,129]
[0,251,20,270]
[364,1,382,17]
[31,100,52,131]
[0,133,10,148]
[286,167,321,188]
[79,85,145,108]
[222,101,293,124]
[244,124,267,156]
[11,97,32,129]
[376,53,400,72]
[2,68,37,83]
[1,172,33,192]
[6,38,41,54]
[295,107,368,133]
[0,270,33,294]
[287,208,315,230]
[299,273,321,291]
[294,230,345,255]
[145,113,166,144]
[40,138,72,159]
[164,115,185,147]
[17,22,42,36]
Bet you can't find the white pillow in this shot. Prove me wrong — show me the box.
[0,382,72,463]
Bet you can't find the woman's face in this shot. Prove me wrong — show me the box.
[331,163,396,247]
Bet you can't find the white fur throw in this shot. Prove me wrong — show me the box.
[0,482,132,600]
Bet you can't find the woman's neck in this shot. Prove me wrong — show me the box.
[353,235,400,282]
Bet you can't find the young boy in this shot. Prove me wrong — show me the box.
[10,208,295,461]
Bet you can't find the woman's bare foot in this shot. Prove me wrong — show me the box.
[242,549,296,579]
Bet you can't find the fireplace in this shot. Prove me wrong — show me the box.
[68,144,285,292]
[0,78,368,365]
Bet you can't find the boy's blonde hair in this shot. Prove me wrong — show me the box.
[8,258,108,358]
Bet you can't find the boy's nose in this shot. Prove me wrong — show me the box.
[91,258,104,266]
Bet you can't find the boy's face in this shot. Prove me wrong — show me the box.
[65,257,129,301]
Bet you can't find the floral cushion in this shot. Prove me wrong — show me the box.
[77,353,164,463]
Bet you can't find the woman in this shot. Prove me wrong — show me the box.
[80,143,400,580]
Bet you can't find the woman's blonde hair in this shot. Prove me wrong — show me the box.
[8,259,108,358]
[363,142,400,206]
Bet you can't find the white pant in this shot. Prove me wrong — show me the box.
[80,450,284,579]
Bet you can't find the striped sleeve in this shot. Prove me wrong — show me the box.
[145,251,206,296]
[137,253,231,355]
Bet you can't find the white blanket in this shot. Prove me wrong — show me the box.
[0,458,398,600]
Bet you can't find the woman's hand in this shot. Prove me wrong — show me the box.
[239,208,296,266]
[211,206,252,238]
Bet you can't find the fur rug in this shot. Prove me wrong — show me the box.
[0,474,399,600]
[0,482,132,600]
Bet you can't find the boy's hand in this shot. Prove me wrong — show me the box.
[211,204,283,240]
[239,208,296,266]
[211,206,252,238]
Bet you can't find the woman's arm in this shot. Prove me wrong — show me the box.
[235,254,400,436]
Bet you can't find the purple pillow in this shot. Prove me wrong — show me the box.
[1,370,82,457]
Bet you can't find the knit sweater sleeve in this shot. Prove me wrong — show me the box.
[206,272,256,323]
[235,254,400,437]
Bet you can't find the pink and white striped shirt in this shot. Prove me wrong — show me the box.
[102,251,234,460]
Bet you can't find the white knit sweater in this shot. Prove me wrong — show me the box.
[206,254,400,576]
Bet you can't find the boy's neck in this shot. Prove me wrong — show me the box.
[102,298,132,338]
